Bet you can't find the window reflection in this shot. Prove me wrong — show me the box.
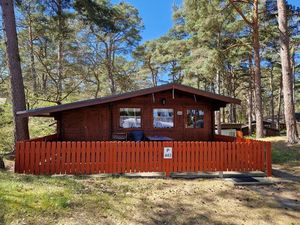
[186,109,204,128]
[153,109,174,128]
[120,108,141,128]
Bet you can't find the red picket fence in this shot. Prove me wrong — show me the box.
[15,139,272,176]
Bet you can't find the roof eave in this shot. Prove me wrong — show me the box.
[17,83,241,117]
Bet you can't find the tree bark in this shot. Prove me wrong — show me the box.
[94,70,101,98]
[1,0,29,142]
[277,0,299,144]
[252,0,264,138]
[270,64,275,127]
[0,156,4,169]
[148,57,157,87]
[216,70,221,134]
[57,0,63,101]
[277,76,283,131]
[28,6,38,93]
[248,55,253,135]
[291,46,296,106]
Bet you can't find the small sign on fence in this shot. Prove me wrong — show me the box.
[164,147,172,159]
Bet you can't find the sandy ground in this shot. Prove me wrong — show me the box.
[54,177,299,225]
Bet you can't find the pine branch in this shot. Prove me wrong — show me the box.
[229,0,253,26]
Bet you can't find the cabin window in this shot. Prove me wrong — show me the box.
[120,108,141,128]
[153,109,174,128]
[186,109,204,128]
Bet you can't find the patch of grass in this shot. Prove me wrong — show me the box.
[272,146,300,164]
[0,172,134,224]
[0,172,82,224]
[260,136,300,164]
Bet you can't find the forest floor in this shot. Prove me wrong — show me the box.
[0,136,299,225]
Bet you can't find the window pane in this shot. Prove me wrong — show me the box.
[186,109,204,128]
[120,108,141,128]
[153,109,174,128]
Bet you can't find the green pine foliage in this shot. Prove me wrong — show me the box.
[0,104,13,154]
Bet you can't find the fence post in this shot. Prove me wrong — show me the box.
[266,142,272,176]
[15,142,20,173]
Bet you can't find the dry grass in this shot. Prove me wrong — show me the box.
[0,170,299,225]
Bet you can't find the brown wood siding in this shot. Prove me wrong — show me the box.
[59,105,110,141]
[58,90,215,141]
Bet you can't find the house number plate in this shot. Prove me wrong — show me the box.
[164,147,172,159]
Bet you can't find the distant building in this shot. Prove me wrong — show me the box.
[217,121,282,137]
[215,123,247,137]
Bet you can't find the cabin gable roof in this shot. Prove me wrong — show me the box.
[17,83,241,117]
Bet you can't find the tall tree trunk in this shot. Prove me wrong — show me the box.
[107,39,116,94]
[232,71,237,123]
[57,0,63,102]
[28,7,37,93]
[0,156,5,169]
[253,0,264,138]
[148,60,157,87]
[94,70,100,98]
[248,55,253,135]
[277,0,299,144]
[216,70,221,134]
[221,88,226,123]
[291,46,296,105]
[227,65,232,123]
[270,65,275,127]
[41,40,48,92]
[277,76,283,131]
[1,0,29,142]
[108,61,116,94]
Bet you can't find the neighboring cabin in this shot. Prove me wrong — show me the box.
[215,123,248,137]
[17,84,240,142]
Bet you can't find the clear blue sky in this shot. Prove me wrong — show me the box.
[289,0,300,7]
[113,0,300,43]
[112,0,181,42]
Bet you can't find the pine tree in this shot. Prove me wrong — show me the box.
[1,0,29,143]
[277,0,299,143]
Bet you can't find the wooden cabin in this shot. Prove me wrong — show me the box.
[17,84,240,142]
[15,84,273,177]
